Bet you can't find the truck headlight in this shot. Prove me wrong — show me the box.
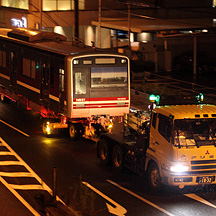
[46,122,51,135]
[170,163,189,173]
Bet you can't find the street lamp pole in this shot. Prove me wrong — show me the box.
[193,36,197,77]
[74,0,79,38]
[98,0,101,48]
[39,0,42,30]
[128,5,131,48]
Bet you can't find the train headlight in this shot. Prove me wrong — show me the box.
[121,59,127,64]
[170,162,189,173]
[73,60,79,64]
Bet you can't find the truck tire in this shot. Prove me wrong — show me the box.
[42,121,48,136]
[0,94,9,103]
[112,144,123,172]
[148,162,161,191]
[68,123,76,140]
[99,139,110,165]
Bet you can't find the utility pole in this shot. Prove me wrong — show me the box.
[39,0,42,30]
[193,36,197,77]
[128,5,131,48]
[98,0,101,48]
[74,0,79,38]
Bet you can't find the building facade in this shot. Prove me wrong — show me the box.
[0,0,215,74]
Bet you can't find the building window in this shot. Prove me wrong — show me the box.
[43,0,85,11]
[0,50,6,68]
[2,0,29,10]
[213,0,216,7]
[22,58,36,79]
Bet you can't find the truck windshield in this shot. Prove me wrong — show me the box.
[174,119,216,147]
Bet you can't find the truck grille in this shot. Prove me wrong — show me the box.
[189,160,216,174]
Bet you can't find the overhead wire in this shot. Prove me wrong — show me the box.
[99,0,216,29]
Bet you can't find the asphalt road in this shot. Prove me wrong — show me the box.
[1,101,216,216]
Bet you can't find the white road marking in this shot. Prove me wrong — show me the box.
[0,137,66,216]
[0,151,13,155]
[0,172,33,177]
[107,180,175,216]
[82,181,127,216]
[0,161,23,166]
[0,175,41,216]
[184,193,216,209]
[10,184,45,190]
[0,119,30,137]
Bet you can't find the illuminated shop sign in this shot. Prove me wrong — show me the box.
[11,17,27,28]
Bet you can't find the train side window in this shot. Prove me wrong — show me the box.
[59,69,64,91]
[22,58,36,79]
[31,60,36,79]
[50,66,54,88]
[0,50,6,68]
[75,72,86,95]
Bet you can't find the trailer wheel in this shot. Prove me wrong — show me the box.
[42,122,48,135]
[148,162,161,191]
[99,139,110,165]
[0,94,9,103]
[68,124,76,140]
[0,94,4,102]
[112,145,123,172]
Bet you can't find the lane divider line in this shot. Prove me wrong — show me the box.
[0,119,30,137]
[107,180,175,216]
[184,193,216,209]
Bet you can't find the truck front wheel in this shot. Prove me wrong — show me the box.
[99,139,110,165]
[68,123,76,140]
[148,162,161,191]
[112,145,123,172]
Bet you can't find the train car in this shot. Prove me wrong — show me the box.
[0,28,130,139]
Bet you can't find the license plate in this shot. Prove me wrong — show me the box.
[198,176,213,184]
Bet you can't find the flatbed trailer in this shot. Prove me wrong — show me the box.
[97,132,149,174]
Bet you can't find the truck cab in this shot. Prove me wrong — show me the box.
[149,104,216,189]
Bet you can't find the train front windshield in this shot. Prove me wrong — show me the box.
[91,67,127,88]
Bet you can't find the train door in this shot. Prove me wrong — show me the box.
[9,51,17,88]
[73,67,90,114]
[59,68,65,111]
[40,63,50,104]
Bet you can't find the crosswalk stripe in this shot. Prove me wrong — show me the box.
[10,184,45,190]
[0,161,22,166]
[0,172,33,177]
